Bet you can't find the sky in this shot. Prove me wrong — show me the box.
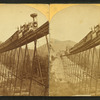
[1,4,100,48]
[50,4,100,43]
[0,4,49,48]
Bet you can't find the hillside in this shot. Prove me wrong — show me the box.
[11,43,49,61]
[50,38,76,53]
[37,38,76,57]
[37,44,49,57]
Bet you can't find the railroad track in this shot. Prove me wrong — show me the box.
[0,21,49,53]
[69,32,100,55]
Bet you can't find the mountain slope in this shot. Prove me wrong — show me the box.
[37,44,49,57]
[50,38,76,53]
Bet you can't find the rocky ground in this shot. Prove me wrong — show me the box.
[49,53,77,96]
[49,53,94,96]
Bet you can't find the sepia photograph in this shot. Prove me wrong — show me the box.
[1,3,100,97]
[0,4,49,96]
[49,4,100,96]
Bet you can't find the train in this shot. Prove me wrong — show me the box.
[69,24,100,54]
[0,13,38,50]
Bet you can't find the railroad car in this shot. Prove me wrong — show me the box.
[22,22,34,36]
[18,13,38,38]
[22,24,29,35]
[19,21,37,37]
[28,22,34,31]
[33,22,38,28]
[0,13,38,50]
[23,24,29,34]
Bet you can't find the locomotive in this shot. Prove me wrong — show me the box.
[0,13,38,50]
[69,24,100,54]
